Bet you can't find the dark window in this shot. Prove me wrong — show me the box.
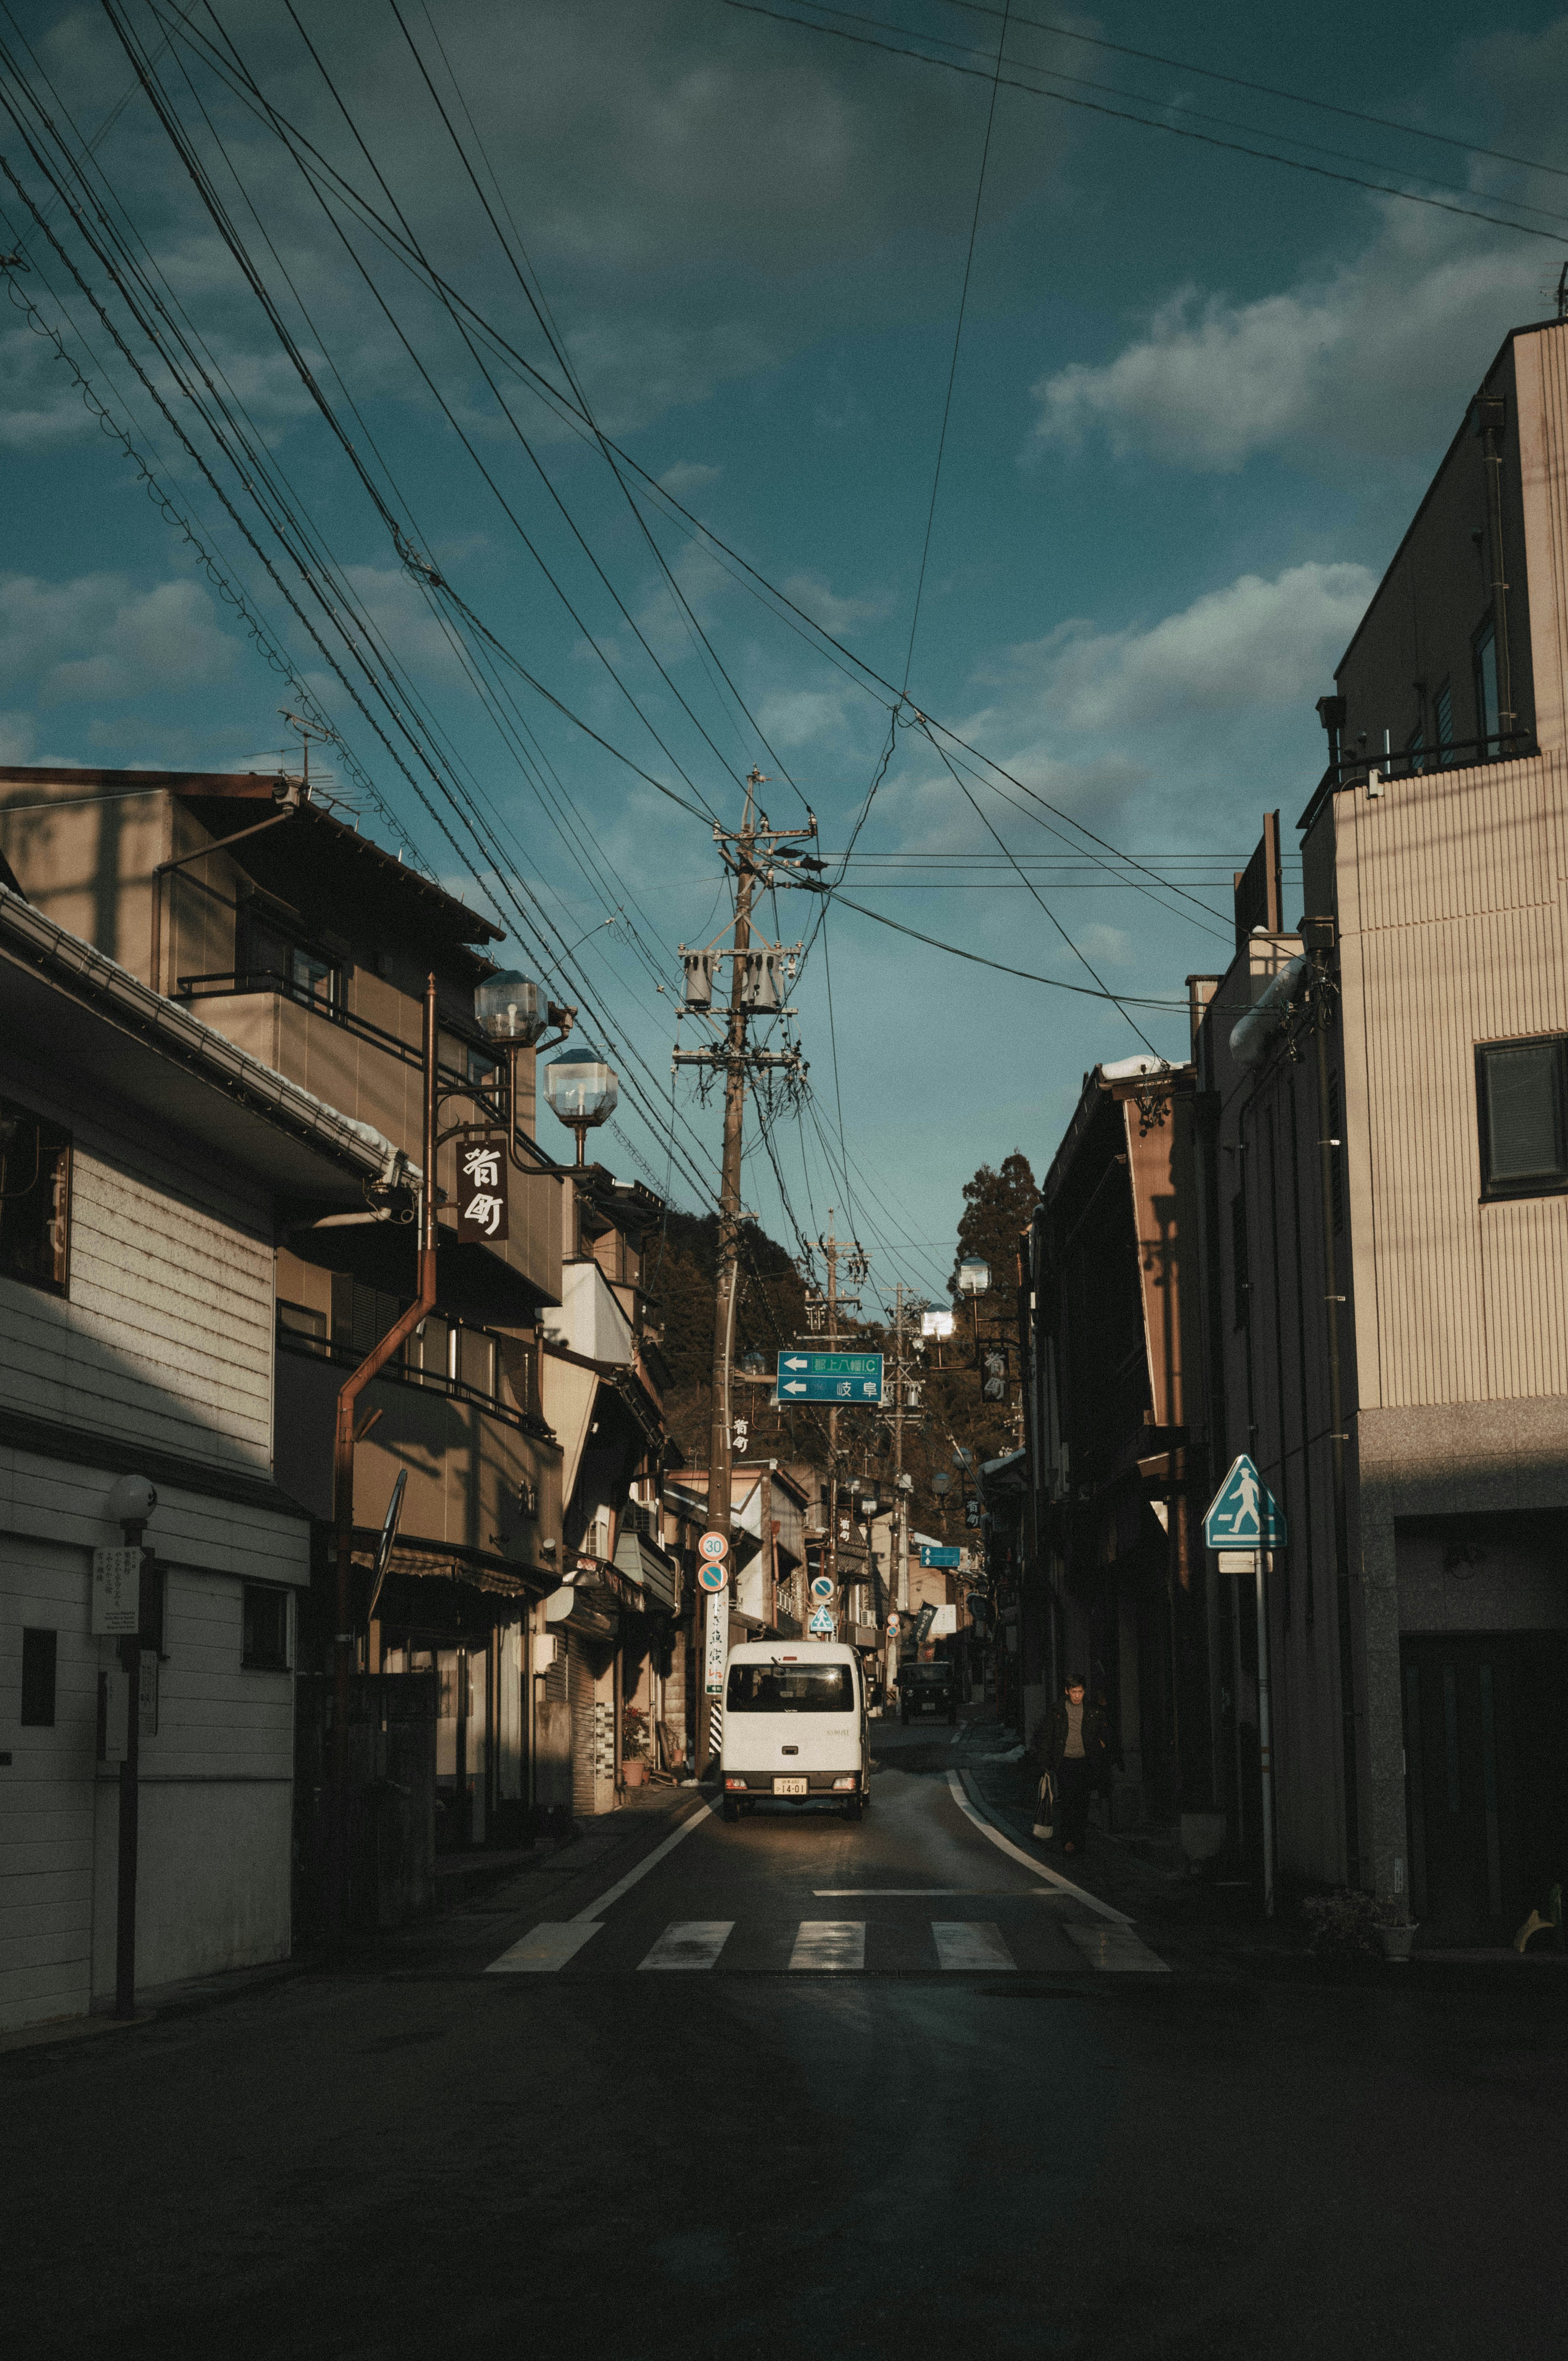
[277,1299,329,1356]
[1230,1190,1250,1328]
[1474,619,1501,756]
[0,1097,71,1295]
[726,1662,856,1713]
[1434,681,1455,764]
[242,1584,289,1671]
[331,1273,407,1359]
[20,1628,57,1726]
[1406,729,1425,776]
[1476,1036,1568,1198]
[245,908,341,1008]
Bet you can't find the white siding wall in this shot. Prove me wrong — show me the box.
[0,1067,274,1474]
[0,1055,308,2031]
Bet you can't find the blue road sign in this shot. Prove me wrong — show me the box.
[776,1351,884,1403]
[1204,1454,1288,1550]
[919,1545,961,1569]
[809,1574,835,1602]
[808,1606,835,1634]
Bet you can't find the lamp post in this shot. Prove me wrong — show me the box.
[542,1053,619,1167]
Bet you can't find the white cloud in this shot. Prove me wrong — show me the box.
[1032,211,1545,473]
[779,571,891,638]
[0,574,240,704]
[657,460,723,497]
[1073,922,1131,968]
[1004,562,1377,732]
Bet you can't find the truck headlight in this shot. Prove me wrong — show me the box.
[831,1776,858,1791]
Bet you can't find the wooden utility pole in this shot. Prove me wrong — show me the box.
[675,773,811,1771]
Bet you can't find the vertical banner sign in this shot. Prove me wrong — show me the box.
[457,1138,509,1242]
[704,1589,727,1698]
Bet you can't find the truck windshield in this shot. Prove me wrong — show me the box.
[726,1664,856,1713]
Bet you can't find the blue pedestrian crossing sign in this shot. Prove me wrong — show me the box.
[1203,1454,1287,1550]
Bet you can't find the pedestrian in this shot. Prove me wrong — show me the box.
[1044,1675,1109,1857]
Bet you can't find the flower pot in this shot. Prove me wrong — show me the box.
[1379,1920,1418,1963]
[621,1759,648,1789]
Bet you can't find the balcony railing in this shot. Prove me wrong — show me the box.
[1300,729,1539,831]
[276,1316,555,1442]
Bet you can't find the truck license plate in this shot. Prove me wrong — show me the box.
[773,1776,808,1795]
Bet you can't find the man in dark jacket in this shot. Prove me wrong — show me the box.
[1041,1676,1110,1856]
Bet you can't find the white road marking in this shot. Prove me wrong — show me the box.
[1065,1922,1170,1973]
[485,1921,604,1974]
[568,1802,713,1924]
[931,1921,1016,1971]
[789,1920,866,1970]
[812,1888,1046,1898]
[946,1771,1134,1927]
[638,1920,734,1971]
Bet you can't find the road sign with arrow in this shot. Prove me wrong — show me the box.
[775,1351,883,1401]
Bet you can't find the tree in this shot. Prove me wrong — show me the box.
[950,1152,1040,1303]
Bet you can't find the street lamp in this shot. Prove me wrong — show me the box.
[474,967,551,1046]
[739,1348,766,1379]
[543,1053,619,1166]
[931,1471,951,1496]
[956,1258,990,1296]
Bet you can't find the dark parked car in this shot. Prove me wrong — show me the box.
[899,1661,957,1725]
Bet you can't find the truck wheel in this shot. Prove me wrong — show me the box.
[722,1795,741,1823]
[844,1795,863,1822]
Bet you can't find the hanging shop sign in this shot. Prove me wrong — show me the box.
[456,1138,509,1242]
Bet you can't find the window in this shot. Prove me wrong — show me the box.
[407,1311,452,1386]
[242,1584,290,1671]
[1405,730,1425,776]
[20,1628,57,1726]
[1230,1189,1250,1328]
[245,909,340,1008]
[1474,620,1501,756]
[1477,1036,1568,1198]
[455,1325,497,1399]
[0,1096,70,1295]
[1434,681,1455,765]
[277,1299,329,1356]
[726,1662,856,1712]
[331,1273,407,1359]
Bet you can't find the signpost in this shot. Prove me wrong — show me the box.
[1203,1455,1286,1916]
[919,1544,960,1570]
[91,1547,142,1637]
[697,1530,729,1592]
[775,1351,884,1403]
[809,1573,835,1602]
[1203,1453,1287,1550]
[808,1606,835,1636]
[697,1560,728,1593]
[704,1590,727,1697]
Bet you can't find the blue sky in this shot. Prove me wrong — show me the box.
[3,0,1567,1298]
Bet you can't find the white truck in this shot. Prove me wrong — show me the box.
[718,1641,869,1822]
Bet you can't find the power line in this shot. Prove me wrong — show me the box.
[722,0,1568,248]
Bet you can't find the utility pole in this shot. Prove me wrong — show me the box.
[675,773,811,1772]
[808,1211,867,1634]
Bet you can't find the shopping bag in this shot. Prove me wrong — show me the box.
[1032,1770,1054,1840]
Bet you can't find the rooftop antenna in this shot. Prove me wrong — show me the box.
[278,708,331,795]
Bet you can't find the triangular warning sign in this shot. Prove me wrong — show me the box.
[1203,1454,1287,1549]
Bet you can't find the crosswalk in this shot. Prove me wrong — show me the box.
[486,1914,1169,1976]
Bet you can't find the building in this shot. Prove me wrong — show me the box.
[1021,1052,1217,1829]
[1188,311,1568,1936]
[0,762,674,1862]
[0,882,394,2031]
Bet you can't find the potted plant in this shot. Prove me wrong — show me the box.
[621,1704,650,1789]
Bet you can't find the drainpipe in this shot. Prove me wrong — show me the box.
[329,973,439,1941]
[1306,935,1363,1891]
[148,783,302,997]
[1474,394,1517,748]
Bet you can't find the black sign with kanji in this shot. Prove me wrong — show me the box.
[457,1136,509,1241]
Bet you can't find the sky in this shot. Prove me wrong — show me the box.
[3,0,1567,1302]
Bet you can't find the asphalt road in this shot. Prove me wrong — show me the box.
[5,1722,1567,2361]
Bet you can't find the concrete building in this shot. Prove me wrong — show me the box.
[1186,314,1568,1938]
[0,884,392,2031]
